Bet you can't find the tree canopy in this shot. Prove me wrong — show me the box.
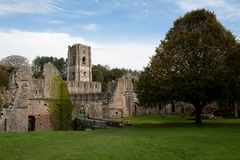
[32,56,67,80]
[135,9,239,123]
[0,55,30,69]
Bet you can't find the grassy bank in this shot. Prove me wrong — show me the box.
[0,115,240,160]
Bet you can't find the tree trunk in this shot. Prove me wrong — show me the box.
[234,102,238,118]
[195,104,202,124]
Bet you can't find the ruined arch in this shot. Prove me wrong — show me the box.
[133,102,139,115]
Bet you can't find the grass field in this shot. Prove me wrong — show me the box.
[1,115,240,160]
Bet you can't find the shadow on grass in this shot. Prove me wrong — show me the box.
[131,121,240,129]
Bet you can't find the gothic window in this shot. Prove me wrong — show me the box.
[82,57,86,65]
[83,72,86,76]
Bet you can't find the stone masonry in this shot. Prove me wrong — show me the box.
[68,44,160,119]
[0,62,59,132]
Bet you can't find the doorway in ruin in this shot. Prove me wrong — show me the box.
[133,104,138,116]
[28,115,35,131]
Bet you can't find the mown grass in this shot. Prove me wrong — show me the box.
[1,115,240,160]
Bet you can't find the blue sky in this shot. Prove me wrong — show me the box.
[0,0,240,70]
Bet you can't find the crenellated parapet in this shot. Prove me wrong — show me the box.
[68,81,101,94]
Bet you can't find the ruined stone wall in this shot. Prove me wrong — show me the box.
[0,61,60,132]
[31,77,44,99]
[43,62,59,98]
[7,67,32,109]
[68,81,101,94]
[0,108,28,132]
[28,100,51,131]
[107,78,126,118]
[70,92,110,119]
[160,102,194,115]
[107,75,137,118]
[69,74,157,119]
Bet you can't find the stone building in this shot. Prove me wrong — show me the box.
[0,44,156,132]
[68,44,160,119]
[67,43,240,119]
[3,43,236,132]
[0,62,59,132]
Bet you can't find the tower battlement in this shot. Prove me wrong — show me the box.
[69,43,90,49]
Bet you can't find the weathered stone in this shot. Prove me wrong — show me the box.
[67,44,160,119]
[0,61,59,132]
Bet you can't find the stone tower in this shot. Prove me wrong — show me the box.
[67,44,92,82]
[67,43,101,94]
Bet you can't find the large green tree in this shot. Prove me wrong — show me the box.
[136,9,238,123]
[224,43,240,117]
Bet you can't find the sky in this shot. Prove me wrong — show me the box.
[0,0,240,70]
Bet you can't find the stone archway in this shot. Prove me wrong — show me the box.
[133,104,138,116]
[28,115,35,131]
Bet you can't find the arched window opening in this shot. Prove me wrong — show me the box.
[82,57,86,65]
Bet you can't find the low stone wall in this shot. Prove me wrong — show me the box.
[1,108,28,132]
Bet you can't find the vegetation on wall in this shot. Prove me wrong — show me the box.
[48,75,74,130]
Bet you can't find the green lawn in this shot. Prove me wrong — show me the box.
[1,115,240,160]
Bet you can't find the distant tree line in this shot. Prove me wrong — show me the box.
[0,55,139,93]
[92,64,139,91]
[32,56,67,80]
[31,56,139,91]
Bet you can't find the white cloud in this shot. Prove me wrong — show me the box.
[48,20,64,24]
[0,29,156,70]
[173,0,240,20]
[0,0,63,15]
[92,42,156,70]
[0,29,91,62]
[81,23,98,32]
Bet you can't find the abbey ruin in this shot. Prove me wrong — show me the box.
[0,43,234,132]
[0,62,58,131]
[0,43,159,132]
[67,44,160,119]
